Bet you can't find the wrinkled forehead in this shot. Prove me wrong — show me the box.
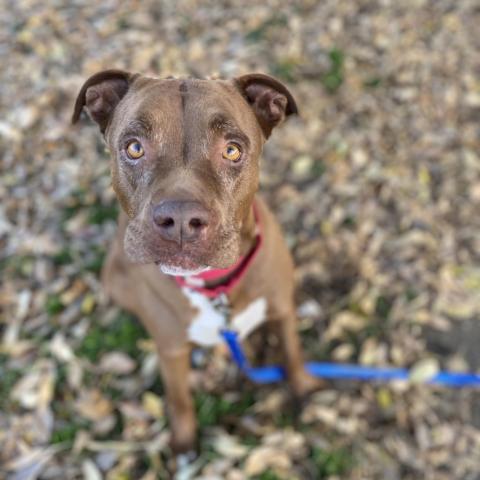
[110,78,261,145]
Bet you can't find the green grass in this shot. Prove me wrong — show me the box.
[45,294,65,315]
[242,434,261,447]
[312,446,354,477]
[50,395,93,444]
[404,287,418,302]
[363,76,382,88]
[254,470,283,480]
[375,295,393,320]
[342,215,357,229]
[321,48,345,94]
[83,246,106,275]
[117,17,130,30]
[0,359,23,410]
[245,14,288,43]
[311,160,326,178]
[195,390,255,428]
[51,247,74,266]
[61,188,88,223]
[51,419,88,444]
[76,311,148,362]
[61,187,118,227]
[271,59,298,83]
[273,409,296,429]
[50,241,106,276]
[87,203,118,225]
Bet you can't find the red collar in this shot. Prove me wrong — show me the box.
[174,204,262,298]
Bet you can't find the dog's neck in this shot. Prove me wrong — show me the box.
[203,203,258,289]
[239,202,257,258]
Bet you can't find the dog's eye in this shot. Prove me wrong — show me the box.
[126,140,144,160]
[222,143,242,162]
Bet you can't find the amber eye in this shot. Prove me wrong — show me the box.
[126,140,144,160]
[222,143,242,162]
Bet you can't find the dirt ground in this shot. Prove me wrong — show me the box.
[1,1,480,479]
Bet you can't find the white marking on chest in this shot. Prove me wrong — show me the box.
[231,297,267,340]
[182,288,267,347]
[183,288,226,347]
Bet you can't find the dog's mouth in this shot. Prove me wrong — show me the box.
[157,263,211,277]
[154,254,211,277]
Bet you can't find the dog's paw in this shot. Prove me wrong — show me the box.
[290,369,327,399]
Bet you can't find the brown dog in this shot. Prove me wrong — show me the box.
[72,70,319,456]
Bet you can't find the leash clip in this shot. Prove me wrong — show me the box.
[210,293,230,317]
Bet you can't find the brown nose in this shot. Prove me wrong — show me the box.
[152,200,210,245]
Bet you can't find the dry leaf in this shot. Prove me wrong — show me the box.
[142,392,164,418]
[99,351,136,375]
[81,294,96,315]
[50,332,75,362]
[212,432,248,460]
[324,311,368,341]
[410,358,440,384]
[11,360,56,410]
[82,459,102,480]
[75,389,113,421]
[244,445,291,476]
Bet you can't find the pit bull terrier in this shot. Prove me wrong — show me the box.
[72,70,321,456]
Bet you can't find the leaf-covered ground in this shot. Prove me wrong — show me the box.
[1,1,480,479]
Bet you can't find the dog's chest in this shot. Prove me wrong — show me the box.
[181,288,267,347]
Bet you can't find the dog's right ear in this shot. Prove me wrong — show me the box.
[72,69,134,133]
[235,73,298,139]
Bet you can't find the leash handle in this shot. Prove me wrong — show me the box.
[220,329,480,387]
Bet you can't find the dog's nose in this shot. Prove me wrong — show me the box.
[152,200,210,244]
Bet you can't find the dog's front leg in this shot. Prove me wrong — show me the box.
[102,244,197,454]
[157,347,197,454]
[269,305,325,398]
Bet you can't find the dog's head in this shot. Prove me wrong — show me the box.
[72,70,297,275]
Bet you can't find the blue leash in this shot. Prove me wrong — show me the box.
[220,329,480,388]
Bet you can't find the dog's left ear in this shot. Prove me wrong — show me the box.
[235,73,298,139]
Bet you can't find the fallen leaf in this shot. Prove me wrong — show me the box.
[212,432,248,460]
[99,351,136,375]
[81,294,96,315]
[410,358,440,384]
[75,389,113,421]
[82,459,102,480]
[244,445,291,476]
[50,332,75,362]
[142,392,164,418]
[11,360,56,410]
